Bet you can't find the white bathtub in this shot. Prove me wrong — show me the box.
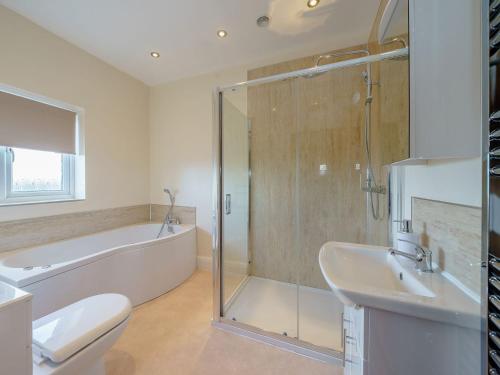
[0,223,196,319]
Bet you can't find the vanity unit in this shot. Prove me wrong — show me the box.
[407,0,481,160]
[319,242,482,375]
[379,0,482,162]
[0,281,32,375]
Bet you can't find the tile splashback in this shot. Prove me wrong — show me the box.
[412,197,481,296]
[0,205,149,253]
[0,204,196,253]
[150,204,196,225]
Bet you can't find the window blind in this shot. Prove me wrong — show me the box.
[0,91,76,154]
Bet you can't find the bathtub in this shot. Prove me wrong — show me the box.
[0,223,196,319]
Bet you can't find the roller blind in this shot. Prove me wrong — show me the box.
[0,91,76,154]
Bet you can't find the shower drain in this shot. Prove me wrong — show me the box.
[23,266,33,271]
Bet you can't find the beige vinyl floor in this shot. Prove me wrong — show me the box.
[104,271,342,375]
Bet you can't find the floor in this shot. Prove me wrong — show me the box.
[225,276,343,350]
[105,271,342,375]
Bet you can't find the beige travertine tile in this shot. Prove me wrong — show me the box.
[0,204,197,254]
[105,271,341,375]
[366,0,409,246]
[412,198,481,295]
[246,36,408,289]
[150,204,196,225]
[0,205,149,253]
[247,51,370,290]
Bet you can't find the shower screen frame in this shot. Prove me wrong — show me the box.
[211,47,409,364]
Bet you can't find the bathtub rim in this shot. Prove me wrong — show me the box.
[0,223,196,288]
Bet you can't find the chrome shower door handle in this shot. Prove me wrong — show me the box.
[225,194,231,215]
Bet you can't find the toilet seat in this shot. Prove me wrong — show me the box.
[33,317,129,375]
[32,294,131,365]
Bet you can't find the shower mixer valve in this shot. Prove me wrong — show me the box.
[361,182,386,194]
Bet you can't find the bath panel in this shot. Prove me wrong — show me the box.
[0,223,196,319]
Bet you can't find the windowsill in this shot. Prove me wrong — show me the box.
[0,198,85,207]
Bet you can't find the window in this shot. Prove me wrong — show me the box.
[0,85,84,205]
[0,146,75,204]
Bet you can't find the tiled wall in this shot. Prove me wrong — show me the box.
[246,42,408,289]
[247,53,367,289]
[412,197,481,296]
[150,204,196,225]
[366,0,409,248]
[0,204,196,253]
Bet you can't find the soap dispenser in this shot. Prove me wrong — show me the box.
[395,219,411,233]
[394,219,419,254]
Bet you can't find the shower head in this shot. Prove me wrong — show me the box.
[314,49,369,68]
[304,49,370,79]
[163,188,175,205]
[383,37,407,48]
[380,37,408,60]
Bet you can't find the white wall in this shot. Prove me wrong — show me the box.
[0,5,248,261]
[149,68,247,257]
[0,6,150,221]
[401,157,482,219]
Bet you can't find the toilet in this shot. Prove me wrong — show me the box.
[31,293,131,375]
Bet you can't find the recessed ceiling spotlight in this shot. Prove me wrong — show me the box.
[307,0,320,8]
[256,15,270,28]
[150,51,160,58]
[217,29,228,38]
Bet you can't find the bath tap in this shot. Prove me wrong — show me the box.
[157,188,178,238]
[389,239,433,273]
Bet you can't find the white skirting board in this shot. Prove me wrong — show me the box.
[197,256,212,271]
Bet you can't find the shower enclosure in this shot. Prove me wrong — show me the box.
[213,47,409,362]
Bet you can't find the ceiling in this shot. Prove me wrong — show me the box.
[0,0,380,86]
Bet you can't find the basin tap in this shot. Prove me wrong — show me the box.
[389,239,433,273]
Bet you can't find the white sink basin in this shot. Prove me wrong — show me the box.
[319,241,480,329]
[319,242,434,301]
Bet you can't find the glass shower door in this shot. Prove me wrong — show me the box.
[292,53,409,350]
[221,80,299,339]
[216,44,409,360]
[221,95,250,309]
[294,66,366,351]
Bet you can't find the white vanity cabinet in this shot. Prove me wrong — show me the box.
[408,0,481,159]
[0,281,32,375]
[343,305,366,375]
[320,242,482,375]
[342,305,482,375]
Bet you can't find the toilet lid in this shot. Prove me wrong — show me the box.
[32,293,131,364]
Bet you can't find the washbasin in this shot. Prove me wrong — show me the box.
[318,241,481,330]
[319,242,435,304]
